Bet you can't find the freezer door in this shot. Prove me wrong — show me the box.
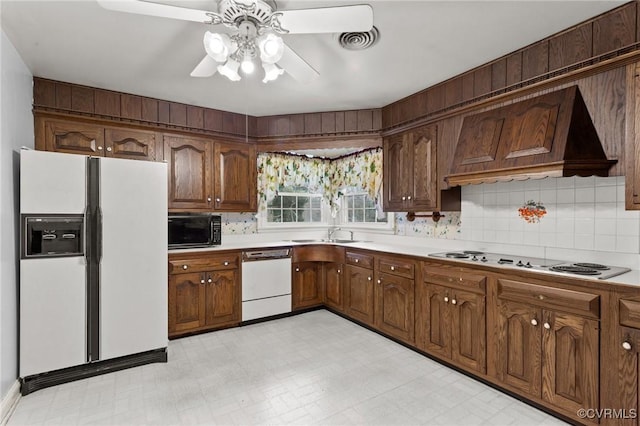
[20,257,86,377]
[98,157,168,360]
[20,150,86,214]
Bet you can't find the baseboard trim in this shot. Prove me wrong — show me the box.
[0,381,21,426]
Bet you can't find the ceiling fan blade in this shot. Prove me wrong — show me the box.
[278,43,319,83]
[97,0,212,23]
[277,5,373,34]
[190,55,218,77]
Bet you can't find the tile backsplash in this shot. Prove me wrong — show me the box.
[460,176,640,253]
[221,213,257,234]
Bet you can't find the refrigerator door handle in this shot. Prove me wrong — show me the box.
[84,209,91,263]
[97,207,103,263]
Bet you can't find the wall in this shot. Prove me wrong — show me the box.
[460,176,640,253]
[0,29,34,398]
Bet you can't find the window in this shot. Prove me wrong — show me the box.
[265,186,325,225]
[343,192,387,224]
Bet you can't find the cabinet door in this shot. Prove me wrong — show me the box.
[204,269,240,327]
[496,300,542,398]
[105,127,157,161]
[541,311,599,415]
[450,289,486,374]
[164,134,213,210]
[345,265,375,325]
[292,262,323,310]
[43,118,105,156]
[627,62,640,209]
[383,134,410,211]
[415,282,451,359]
[168,272,204,335]
[213,142,257,212]
[375,272,414,343]
[620,327,640,425]
[410,125,437,210]
[325,262,344,311]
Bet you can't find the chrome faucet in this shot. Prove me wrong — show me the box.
[328,227,341,240]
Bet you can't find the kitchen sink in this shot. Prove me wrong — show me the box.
[288,239,359,244]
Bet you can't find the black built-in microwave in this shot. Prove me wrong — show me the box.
[168,214,221,249]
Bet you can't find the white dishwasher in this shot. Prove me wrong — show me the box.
[241,248,292,321]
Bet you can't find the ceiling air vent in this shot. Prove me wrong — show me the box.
[338,26,379,50]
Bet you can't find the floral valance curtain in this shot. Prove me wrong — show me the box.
[257,148,383,214]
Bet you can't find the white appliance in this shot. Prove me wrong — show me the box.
[241,249,292,321]
[20,150,168,394]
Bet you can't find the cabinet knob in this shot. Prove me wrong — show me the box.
[407,196,412,200]
[402,196,406,201]
[106,147,112,152]
[207,196,212,202]
[459,277,463,282]
[97,146,103,151]
[531,319,538,326]
[623,341,633,351]
[207,278,212,283]
[444,296,449,303]
[367,276,372,281]
[224,261,229,266]
[182,265,188,270]
[355,259,359,263]
[451,299,457,305]
[337,269,341,274]
[377,279,381,284]
[543,322,551,330]
[295,267,300,272]
[216,198,221,203]
[390,266,395,271]
[200,279,205,284]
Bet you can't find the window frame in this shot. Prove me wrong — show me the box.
[258,190,330,231]
[338,191,395,231]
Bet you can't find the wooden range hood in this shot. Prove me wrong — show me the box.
[445,86,616,186]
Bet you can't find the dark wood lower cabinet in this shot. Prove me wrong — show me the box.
[495,297,599,419]
[375,272,414,343]
[345,264,374,325]
[204,270,240,326]
[416,282,486,374]
[324,262,344,311]
[168,272,204,334]
[619,327,640,425]
[292,262,323,310]
[168,253,241,338]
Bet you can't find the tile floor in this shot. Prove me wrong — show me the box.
[9,311,567,425]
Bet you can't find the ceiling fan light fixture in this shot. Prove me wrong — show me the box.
[217,58,241,81]
[262,62,284,83]
[204,32,235,62]
[258,33,284,63]
[240,56,255,74]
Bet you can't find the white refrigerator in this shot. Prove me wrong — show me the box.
[20,150,168,394]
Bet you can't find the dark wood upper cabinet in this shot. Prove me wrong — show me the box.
[213,142,257,212]
[105,127,157,161]
[383,123,439,212]
[40,117,104,156]
[164,134,213,210]
[626,61,640,209]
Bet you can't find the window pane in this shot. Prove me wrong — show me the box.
[281,196,297,209]
[354,209,364,222]
[297,209,310,222]
[312,210,321,222]
[310,197,321,209]
[282,209,295,222]
[267,209,281,222]
[365,197,375,208]
[354,195,364,209]
[365,209,376,222]
[268,195,282,208]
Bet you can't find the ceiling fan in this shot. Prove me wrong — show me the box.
[97,0,374,83]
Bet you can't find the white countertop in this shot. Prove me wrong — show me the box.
[169,235,640,289]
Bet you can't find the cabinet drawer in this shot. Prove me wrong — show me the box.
[498,278,600,319]
[169,254,239,274]
[346,251,373,269]
[424,263,486,293]
[377,257,414,279]
[620,299,640,329]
